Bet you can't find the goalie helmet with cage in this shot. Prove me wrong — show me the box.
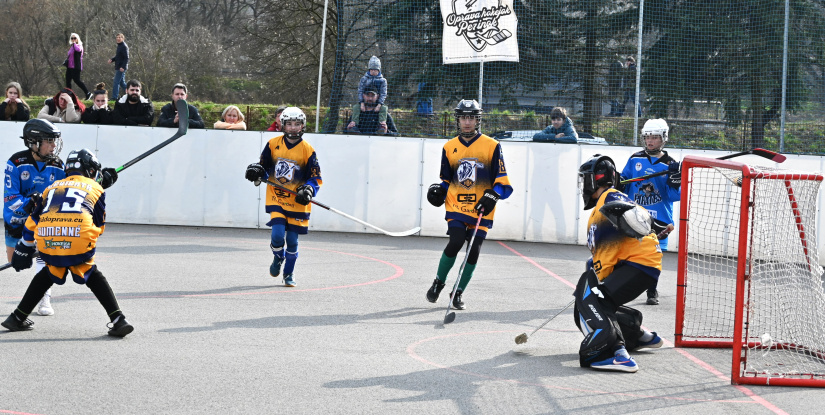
[454,99,482,139]
[64,148,101,180]
[641,118,669,155]
[578,154,619,210]
[21,119,62,163]
[279,106,306,140]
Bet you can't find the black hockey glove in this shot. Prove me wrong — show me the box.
[615,175,627,193]
[652,218,674,240]
[245,163,266,186]
[11,241,36,272]
[22,193,42,215]
[295,185,314,206]
[100,168,119,189]
[667,163,681,189]
[474,189,500,215]
[426,183,447,207]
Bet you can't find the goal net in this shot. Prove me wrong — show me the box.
[675,155,825,387]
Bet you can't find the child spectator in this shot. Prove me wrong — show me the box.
[214,105,247,130]
[81,83,112,125]
[532,107,579,143]
[357,56,387,114]
[0,82,30,121]
[267,106,286,131]
[38,88,84,123]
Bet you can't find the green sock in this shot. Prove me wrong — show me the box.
[458,263,477,291]
[436,252,457,282]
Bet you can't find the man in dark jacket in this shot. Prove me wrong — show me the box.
[107,33,129,101]
[112,80,154,126]
[157,83,204,129]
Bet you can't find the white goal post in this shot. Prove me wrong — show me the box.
[675,155,825,387]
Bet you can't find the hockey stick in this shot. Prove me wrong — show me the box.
[514,298,575,344]
[261,178,421,237]
[443,210,484,325]
[113,98,190,173]
[1,252,39,273]
[619,148,786,185]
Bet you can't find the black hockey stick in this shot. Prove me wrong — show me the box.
[261,178,421,237]
[619,148,786,185]
[113,98,189,173]
[443,210,484,325]
[514,298,575,344]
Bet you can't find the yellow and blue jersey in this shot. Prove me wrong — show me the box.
[23,175,105,271]
[438,133,513,234]
[587,188,662,281]
[259,134,322,233]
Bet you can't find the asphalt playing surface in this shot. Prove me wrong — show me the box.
[0,224,821,414]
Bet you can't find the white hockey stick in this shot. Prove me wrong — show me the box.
[262,178,420,237]
[514,298,575,344]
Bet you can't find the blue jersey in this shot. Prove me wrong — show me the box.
[621,150,680,250]
[4,150,66,238]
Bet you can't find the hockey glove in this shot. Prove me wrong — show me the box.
[667,162,681,189]
[474,189,500,215]
[100,168,119,189]
[652,219,675,240]
[295,185,314,206]
[245,163,266,186]
[22,193,42,215]
[11,241,36,272]
[426,183,447,207]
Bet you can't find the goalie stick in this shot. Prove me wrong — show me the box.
[619,148,786,185]
[112,98,190,174]
[514,298,575,344]
[261,178,421,237]
[443,210,484,325]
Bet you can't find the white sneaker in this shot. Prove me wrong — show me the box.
[37,291,54,316]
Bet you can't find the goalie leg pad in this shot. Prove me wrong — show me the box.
[615,305,643,351]
[574,269,623,367]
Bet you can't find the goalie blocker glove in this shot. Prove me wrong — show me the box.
[426,183,447,207]
[11,241,36,272]
[599,200,652,240]
[295,185,314,205]
[474,189,500,215]
[99,168,118,189]
[667,161,681,189]
[245,163,266,185]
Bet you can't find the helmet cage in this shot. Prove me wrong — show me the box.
[454,99,482,139]
[279,107,306,140]
[578,154,618,210]
[64,149,101,180]
[22,119,63,163]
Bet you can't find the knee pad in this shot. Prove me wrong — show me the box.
[574,269,622,367]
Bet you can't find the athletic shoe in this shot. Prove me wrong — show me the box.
[634,332,663,351]
[37,292,54,316]
[283,274,296,287]
[590,349,638,373]
[426,279,446,303]
[450,289,465,310]
[646,289,659,305]
[107,316,134,337]
[269,256,284,278]
[1,313,34,331]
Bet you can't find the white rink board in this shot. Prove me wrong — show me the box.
[2,123,823,264]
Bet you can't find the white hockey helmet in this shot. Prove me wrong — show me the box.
[641,118,669,154]
[279,107,306,140]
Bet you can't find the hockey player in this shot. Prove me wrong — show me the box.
[574,154,665,372]
[244,107,322,287]
[4,119,66,316]
[1,149,131,337]
[425,99,512,310]
[619,119,680,305]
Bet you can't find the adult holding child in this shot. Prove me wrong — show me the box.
[0,82,30,121]
[64,33,91,100]
[214,105,247,130]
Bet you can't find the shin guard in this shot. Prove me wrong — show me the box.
[283,250,298,275]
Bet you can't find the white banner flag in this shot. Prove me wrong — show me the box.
[441,0,519,64]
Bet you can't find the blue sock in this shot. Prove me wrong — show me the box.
[283,250,298,275]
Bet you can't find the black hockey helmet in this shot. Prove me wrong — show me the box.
[454,99,482,139]
[579,154,618,210]
[64,148,102,180]
[21,119,62,163]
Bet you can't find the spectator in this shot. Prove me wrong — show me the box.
[157,83,205,129]
[112,80,154,126]
[266,106,286,132]
[37,88,84,123]
[622,56,642,117]
[532,107,578,143]
[357,56,388,114]
[346,85,396,135]
[81,83,112,125]
[0,82,30,121]
[214,105,247,130]
[107,33,129,101]
[607,57,623,116]
[64,33,91,100]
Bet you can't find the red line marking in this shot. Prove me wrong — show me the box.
[497,241,788,415]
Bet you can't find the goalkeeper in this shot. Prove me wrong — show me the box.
[574,154,666,373]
